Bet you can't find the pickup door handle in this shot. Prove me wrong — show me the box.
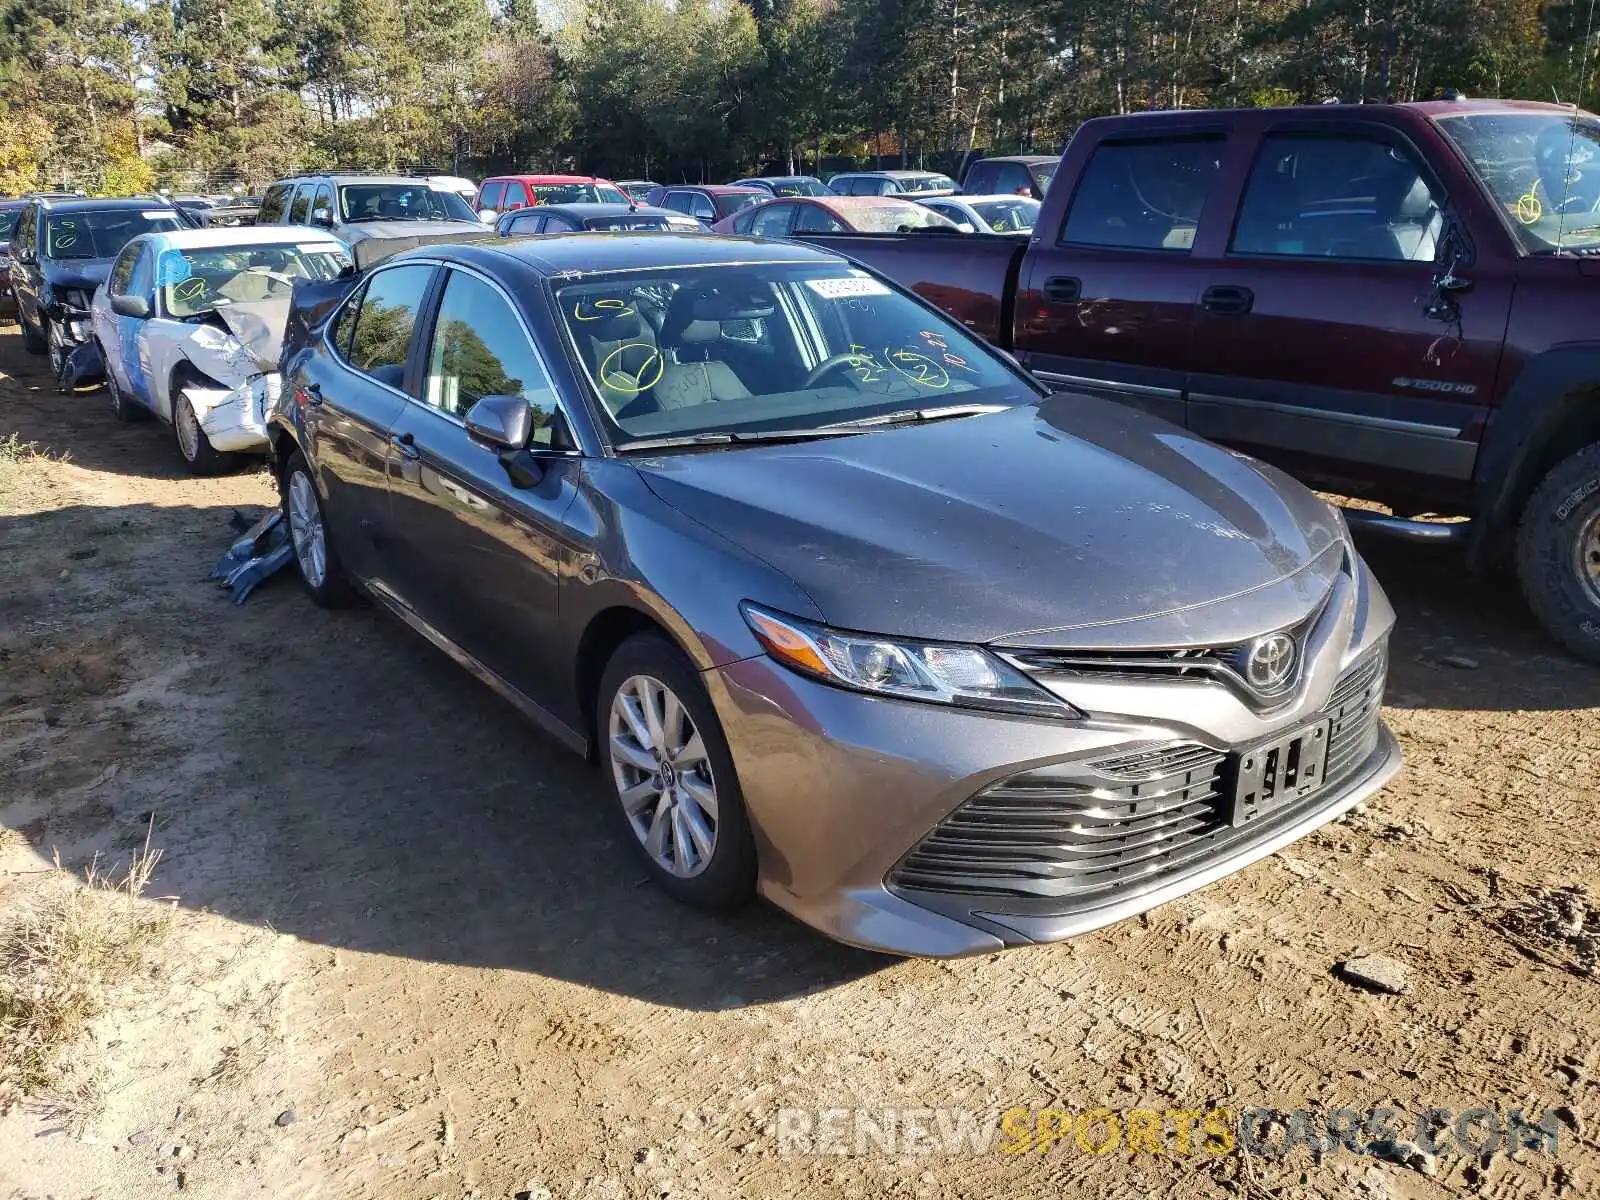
[390,432,420,460]
[1041,275,1081,304]
[1201,285,1254,316]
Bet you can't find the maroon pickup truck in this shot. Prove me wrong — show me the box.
[798,98,1600,662]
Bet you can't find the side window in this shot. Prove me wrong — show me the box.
[504,182,529,210]
[543,216,576,233]
[750,203,795,237]
[994,163,1033,196]
[689,194,716,221]
[108,243,140,295]
[792,205,845,233]
[128,246,155,299]
[329,283,364,357]
[1230,133,1445,263]
[288,184,314,224]
[346,264,433,389]
[507,213,540,235]
[257,185,292,224]
[480,181,506,211]
[424,270,561,439]
[964,164,995,194]
[1061,135,1224,252]
[311,184,334,222]
[18,205,37,251]
[875,179,898,196]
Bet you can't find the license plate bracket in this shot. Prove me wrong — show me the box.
[1229,717,1332,827]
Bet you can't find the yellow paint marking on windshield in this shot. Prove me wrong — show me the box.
[172,278,207,302]
[1516,182,1543,225]
[598,342,663,393]
[574,298,636,322]
[888,348,950,389]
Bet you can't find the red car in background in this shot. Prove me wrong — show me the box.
[712,195,961,236]
[475,175,630,220]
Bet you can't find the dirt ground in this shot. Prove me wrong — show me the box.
[0,323,1596,1200]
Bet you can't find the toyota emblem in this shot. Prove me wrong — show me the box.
[1246,633,1297,692]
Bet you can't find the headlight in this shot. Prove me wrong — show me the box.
[741,603,1080,719]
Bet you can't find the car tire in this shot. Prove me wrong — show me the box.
[104,350,144,422]
[596,633,757,913]
[1516,440,1600,664]
[20,313,45,355]
[280,451,356,607]
[172,388,233,475]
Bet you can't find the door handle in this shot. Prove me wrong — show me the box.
[1042,275,1081,304]
[1201,285,1254,316]
[390,432,420,460]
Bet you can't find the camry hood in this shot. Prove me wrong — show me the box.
[635,396,1346,648]
[342,219,487,243]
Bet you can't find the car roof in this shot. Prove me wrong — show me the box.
[516,203,679,220]
[399,232,843,276]
[813,195,926,209]
[39,197,182,215]
[946,194,1039,205]
[1402,98,1586,118]
[144,226,347,252]
[666,184,764,195]
[741,175,819,183]
[490,174,620,185]
[974,155,1057,165]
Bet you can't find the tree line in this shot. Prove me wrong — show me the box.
[0,0,1589,195]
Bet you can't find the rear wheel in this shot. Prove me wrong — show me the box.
[1516,441,1600,663]
[281,451,355,607]
[172,388,233,475]
[596,634,757,912]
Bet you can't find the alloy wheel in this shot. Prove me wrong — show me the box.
[287,470,327,589]
[608,674,719,878]
[174,393,202,462]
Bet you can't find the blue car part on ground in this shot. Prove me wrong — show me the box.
[212,508,293,603]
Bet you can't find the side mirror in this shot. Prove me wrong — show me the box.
[311,207,333,227]
[956,222,976,233]
[478,208,497,224]
[111,293,150,318]
[464,393,533,451]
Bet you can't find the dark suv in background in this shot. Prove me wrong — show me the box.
[7,196,186,376]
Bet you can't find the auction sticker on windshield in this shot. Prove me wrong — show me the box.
[807,276,892,299]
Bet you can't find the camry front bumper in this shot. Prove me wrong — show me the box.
[705,552,1401,958]
[183,374,280,453]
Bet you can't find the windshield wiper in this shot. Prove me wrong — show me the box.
[822,403,1009,430]
[617,428,864,453]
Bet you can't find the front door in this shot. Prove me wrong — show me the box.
[290,262,436,583]
[382,266,582,713]
[1182,126,1512,504]
[1013,131,1229,425]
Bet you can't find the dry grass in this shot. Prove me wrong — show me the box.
[0,431,57,513]
[0,822,171,1118]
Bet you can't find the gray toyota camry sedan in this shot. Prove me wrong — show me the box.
[269,233,1401,957]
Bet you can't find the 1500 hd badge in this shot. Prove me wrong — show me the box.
[1393,376,1478,395]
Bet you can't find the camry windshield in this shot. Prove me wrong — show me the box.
[849,205,960,233]
[338,184,478,223]
[1436,112,1600,251]
[555,263,1034,444]
[969,198,1040,232]
[533,183,629,204]
[156,243,352,318]
[46,210,184,259]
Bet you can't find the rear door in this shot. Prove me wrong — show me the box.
[1014,129,1230,425]
[749,201,798,237]
[1183,121,1511,501]
[291,262,436,584]
[382,266,582,712]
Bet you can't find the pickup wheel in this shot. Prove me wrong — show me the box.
[1516,441,1600,663]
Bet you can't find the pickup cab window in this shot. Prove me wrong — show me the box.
[1231,133,1443,262]
[1060,136,1223,252]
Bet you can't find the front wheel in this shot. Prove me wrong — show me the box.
[1516,441,1600,663]
[172,388,233,475]
[280,452,355,607]
[596,634,756,912]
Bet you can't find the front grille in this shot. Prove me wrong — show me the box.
[889,644,1388,912]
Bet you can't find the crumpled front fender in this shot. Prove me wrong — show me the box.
[182,374,280,454]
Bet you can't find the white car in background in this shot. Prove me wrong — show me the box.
[89,227,350,473]
[918,194,1041,235]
